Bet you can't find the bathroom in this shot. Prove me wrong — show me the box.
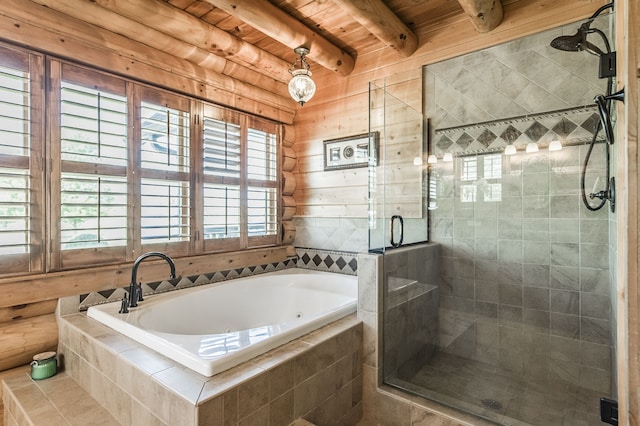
[0,0,638,425]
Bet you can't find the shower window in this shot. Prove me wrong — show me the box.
[459,154,502,203]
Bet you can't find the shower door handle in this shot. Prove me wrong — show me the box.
[390,215,404,248]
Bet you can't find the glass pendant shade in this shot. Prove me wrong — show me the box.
[504,144,516,155]
[548,139,563,151]
[288,69,316,106]
[526,142,539,153]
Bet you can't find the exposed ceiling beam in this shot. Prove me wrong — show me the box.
[331,0,418,57]
[456,0,504,32]
[27,0,289,93]
[202,0,356,76]
[88,0,292,83]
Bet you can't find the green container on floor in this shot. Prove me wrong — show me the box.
[30,351,57,380]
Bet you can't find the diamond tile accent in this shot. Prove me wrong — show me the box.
[477,129,497,147]
[552,117,578,137]
[348,258,358,272]
[436,135,454,150]
[312,254,323,266]
[324,256,334,268]
[301,253,311,264]
[524,121,549,140]
[336,256,347,270]
[500,125,522,143]
[455,132,474,150]
[581,113,601,134]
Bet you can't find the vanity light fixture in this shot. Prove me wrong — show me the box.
[548,139,563,151]
[427,154,438,164]
[504,144,517,155]
[443,152,453,162]
[288,47,316,106]
[526,142,539,153]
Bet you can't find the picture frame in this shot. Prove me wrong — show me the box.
[323,131,379,171]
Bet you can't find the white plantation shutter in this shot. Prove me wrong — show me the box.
[0,46,284,276]
[0,46,44,274]
[59,78,129,261]
[246,120,279,247]
[139,89,191,255]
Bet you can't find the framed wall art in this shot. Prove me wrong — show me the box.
[323,131,379,171]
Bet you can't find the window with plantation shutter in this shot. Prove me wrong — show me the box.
[201,106,241,251]
[53,64,129,268]
[139,89,191,255]
[0,44,283,277]
[246,120,278,247]
[0,45,44,275]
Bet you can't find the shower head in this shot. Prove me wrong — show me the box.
[550,23,605,56]
[550,24,587,52]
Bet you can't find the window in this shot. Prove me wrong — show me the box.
[50,64,130,268]
[202,106,241,251]
[246,120,279,247]
[43,58,282,272]
[0,45,44,274]
[458,154,502,203]
[139,90,191,255]
[0,48,286,276]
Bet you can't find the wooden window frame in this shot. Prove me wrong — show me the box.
[0,47,283,277]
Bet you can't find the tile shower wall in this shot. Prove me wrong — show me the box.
[426,19,614,394]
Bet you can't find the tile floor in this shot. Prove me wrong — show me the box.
[388,351,606,426]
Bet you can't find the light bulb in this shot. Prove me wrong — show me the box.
[526,142,539,153]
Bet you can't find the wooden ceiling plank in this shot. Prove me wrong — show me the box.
[331,0,418,57]
[88,0,292,82]
[202,0,356,76]
[456,0,504,32]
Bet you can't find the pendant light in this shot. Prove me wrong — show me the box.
[288,47,316,106]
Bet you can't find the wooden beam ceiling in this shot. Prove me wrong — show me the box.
[331,0,418,57]
[88,0,293,83]
[201,0,356,76]
[456,0,504,32]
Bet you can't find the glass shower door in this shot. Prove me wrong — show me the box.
[368,80,428,252]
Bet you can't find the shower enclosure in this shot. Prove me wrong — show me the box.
[373,12,617,426]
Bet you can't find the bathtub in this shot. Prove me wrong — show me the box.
[87,268,357,377]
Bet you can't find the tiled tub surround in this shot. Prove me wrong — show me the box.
[86,269,357,377]
[51,311,362,425]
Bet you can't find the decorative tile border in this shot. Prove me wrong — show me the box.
[433,104,603,156]
[295,247,358,275]
[78,258,297,310]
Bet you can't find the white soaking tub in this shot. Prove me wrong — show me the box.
[87,268,357,377]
